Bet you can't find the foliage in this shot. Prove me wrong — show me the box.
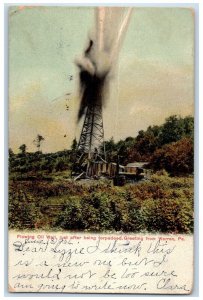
[9,174,194,233]
[55,196,84,230]
[9,148,14,157]
[159,115,193,145]
[8,114,194,232]
[71,138,78,151]
[80,193,115,231]
[9,115,194,175]
[150,138,194,176]
[9,150,72,174]
[33,134,45,152]
[8,185,41,229]
[19,144,27,155]
[103,115,194,170]
[141,197,193,233]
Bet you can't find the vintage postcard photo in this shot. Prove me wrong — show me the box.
[8,6,194,294]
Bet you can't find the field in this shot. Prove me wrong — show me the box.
[9,171,194,233]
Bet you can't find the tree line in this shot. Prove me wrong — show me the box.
[104,115,194,176]
[9,115,194,176]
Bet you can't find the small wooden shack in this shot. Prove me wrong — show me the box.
[87,161,124,178]
[124,162,149,174]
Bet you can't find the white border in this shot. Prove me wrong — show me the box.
[1,1,201,299]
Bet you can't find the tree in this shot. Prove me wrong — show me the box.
[95,115,194,165]
[104,137,117,162]
[150,137,193,176]
[134,130,159,160]
[158,115,185,146]
[33,134,45,152]
[19,144,27,155]
[71,138,78,151]
[124,126,161,162]
[9,148,14,157]
[117,137,136,164]
[182,116,194,139]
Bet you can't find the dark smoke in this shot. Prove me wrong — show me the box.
[85,39,93,55]
[76,8,133,122]
[77,40,109,121]
[78,71,106,120]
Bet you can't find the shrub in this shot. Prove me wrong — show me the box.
[80,193,115,231]
[9,175,194,233]
[9,190,38,229]
[141,197,193,233]
[55,197,84,230]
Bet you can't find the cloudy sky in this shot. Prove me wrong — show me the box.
[9,6,194,153]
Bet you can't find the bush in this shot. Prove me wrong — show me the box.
[55,197,84,230]
[141,197,193,233]
[9,175,194,233]
[8,188,40,229]
[80,193,115,231]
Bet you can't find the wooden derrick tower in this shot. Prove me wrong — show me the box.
[78,103,105,158]
[72,102,106,177]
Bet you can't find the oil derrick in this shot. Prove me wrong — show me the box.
[72,102,106,177]
[78,103,105,157]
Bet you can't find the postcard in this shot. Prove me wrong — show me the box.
[8,6,194,294]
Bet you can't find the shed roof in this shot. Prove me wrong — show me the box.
[126,162,149,168]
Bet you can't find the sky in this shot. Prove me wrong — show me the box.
[9,6,194,153]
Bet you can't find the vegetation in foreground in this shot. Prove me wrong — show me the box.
[9,173,193,233]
